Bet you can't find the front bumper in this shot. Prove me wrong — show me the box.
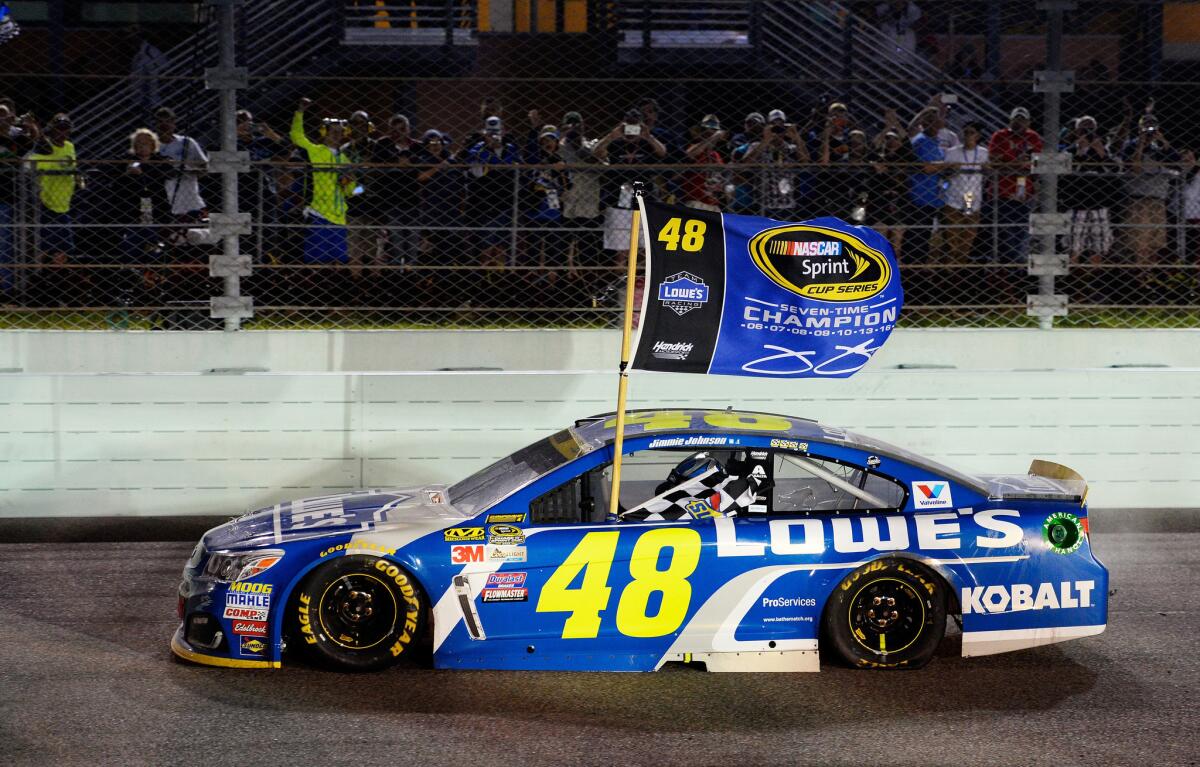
[171,624,281,669]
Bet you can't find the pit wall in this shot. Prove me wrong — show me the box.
[1,329,1197,517]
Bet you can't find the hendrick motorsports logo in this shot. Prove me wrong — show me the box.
[747,225,891,302]
[658,272,709,316]
[651,340,694,360]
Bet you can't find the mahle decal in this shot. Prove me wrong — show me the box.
[747,225,891,302]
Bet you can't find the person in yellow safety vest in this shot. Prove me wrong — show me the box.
[26,113,79,265]
[290,98,355,264]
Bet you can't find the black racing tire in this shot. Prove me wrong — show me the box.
[293,555,427,672]
[822,557,947,670]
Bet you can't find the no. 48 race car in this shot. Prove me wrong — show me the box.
[172,409,1107,672]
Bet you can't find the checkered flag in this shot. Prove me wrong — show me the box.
[619,467,765,522]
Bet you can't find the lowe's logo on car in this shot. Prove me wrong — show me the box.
[962,580,1096,614]
[713,509,1024,557]
[658,272,709,316]
[286,496,348,530]
[911,481,954,509]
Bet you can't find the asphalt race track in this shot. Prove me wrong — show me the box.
[1,527,1196,767]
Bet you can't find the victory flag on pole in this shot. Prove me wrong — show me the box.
[630,199,904,378]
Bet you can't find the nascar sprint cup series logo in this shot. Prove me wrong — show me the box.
[747,225,892,302]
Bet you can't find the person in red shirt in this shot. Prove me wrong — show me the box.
[683,114,728,212]
[988,107,1044,265]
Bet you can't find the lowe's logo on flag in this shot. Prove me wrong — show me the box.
[658,272,709,316]
[912,481,954,509]
[631,200,903,378]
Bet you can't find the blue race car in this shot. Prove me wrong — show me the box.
[172,409,1107,672]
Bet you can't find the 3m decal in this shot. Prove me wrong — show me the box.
[451,545,484,564]
[911,481,954,509]
[536,528,702,639]
[231,620,268,637]
[445,527,485,542]
[962,580,1096,614]
[486,513,526,524]
[1043,511,1083,554]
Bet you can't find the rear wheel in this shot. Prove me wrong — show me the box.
[823,557,946,669]
[294,555,427,671]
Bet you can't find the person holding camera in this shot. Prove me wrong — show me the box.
[0,105,34,300]
[290,98,355,265]
[1120,114,1180,267]
[594,107,666,256]
[235,109,288,260]
[464,115,520,275]
[1060,115,1116,269]
[732,109,809,221]
[931,121,989,265]
[682,114,729,213]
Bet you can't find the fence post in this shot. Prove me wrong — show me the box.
[1029,0,1075,329]
[205,0,253,331]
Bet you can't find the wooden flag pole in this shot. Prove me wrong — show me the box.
[607,194,643,518]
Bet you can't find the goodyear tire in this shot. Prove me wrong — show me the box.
[823,557,946,670]
[294,555,427,672]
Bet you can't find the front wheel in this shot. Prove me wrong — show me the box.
[823,558,946,669]
[293,555,427,671]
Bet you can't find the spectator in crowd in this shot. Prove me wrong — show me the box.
[907,109,946,261]
[988,106,1043,264]
[867,128,918,258]
[557,110,603,284]
[818,102,856,164]
[931,120,988,264]
[728,112,764,214]
[876,1,922,57]
[1059,115,1116,266]
[594,107,667,258]
[462,97,504,155]
[26,113,80,302]
[0,105,34,300]
[370,114,421,274]
[464,116,520,271]
[412,128,459,271]
[682,114,728,212]
[733,110,809,221]
[154,107,208,223]
[340,110,380,281]
[116,127,171,264]
[841,129,874,224]
[908,98,958,150]
[235,109,287,236]
[522,123,570,282]
[290,98,354,265]
[635,97,675,154]
[1120,114,1180,268]
[1182,149,1200,263]
[947,44,982,81]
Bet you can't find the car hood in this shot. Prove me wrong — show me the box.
[202,485,461,550]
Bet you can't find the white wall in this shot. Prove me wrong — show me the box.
[2,354,1197,516]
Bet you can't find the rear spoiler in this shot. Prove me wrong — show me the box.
[1029,460,1088,506]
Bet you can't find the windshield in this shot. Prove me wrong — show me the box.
[448,428,587,515]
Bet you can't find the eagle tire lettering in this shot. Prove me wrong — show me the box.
[293,555,428,672]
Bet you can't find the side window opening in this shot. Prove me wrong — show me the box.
[771,452,905,514]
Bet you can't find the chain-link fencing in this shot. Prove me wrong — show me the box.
[0,0,1196,330]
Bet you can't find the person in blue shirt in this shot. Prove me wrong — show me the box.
[908,111,947,263]
[463,116,520,303]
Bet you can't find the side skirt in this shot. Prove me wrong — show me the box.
[961,624,1106,657]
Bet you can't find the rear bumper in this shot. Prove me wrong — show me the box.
[170,624,280,669]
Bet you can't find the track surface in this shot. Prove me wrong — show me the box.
[1,533,1196,767]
